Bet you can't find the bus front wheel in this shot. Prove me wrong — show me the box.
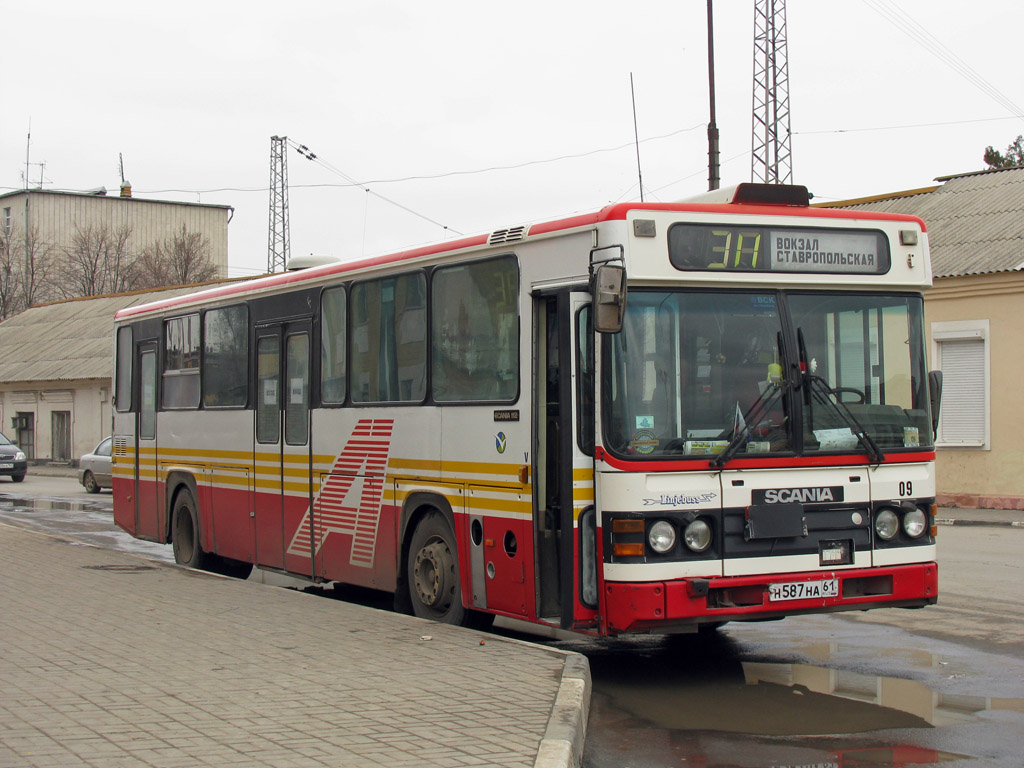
[171,489,206,569]
[407,511,492,629]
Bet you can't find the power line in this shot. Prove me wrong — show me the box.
[861,0,1024,122]
[795,115,1024,136]
[290,139,463,236]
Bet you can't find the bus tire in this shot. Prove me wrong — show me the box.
[171,488,206,569]
[407,510,492,629]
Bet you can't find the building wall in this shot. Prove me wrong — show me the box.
[0,379,110,464]
[925,272,1024,508]
[1,190,229,277]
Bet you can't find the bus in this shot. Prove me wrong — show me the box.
[111,183,939,635]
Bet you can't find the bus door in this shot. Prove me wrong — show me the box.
[534,291,599,631]
[253,320,314,575]
[135,341,161,541]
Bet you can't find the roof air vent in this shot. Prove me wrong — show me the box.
[488,225,526,245]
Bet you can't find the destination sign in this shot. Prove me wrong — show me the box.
[668,223,891,275]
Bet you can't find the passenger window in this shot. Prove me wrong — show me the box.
[163,314,200,409]
[350,274,426,403]
[431,256,518,402]
[321,287,346,404]
[115,326,133,412]
[203,305,248,407]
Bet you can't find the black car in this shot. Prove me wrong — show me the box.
[0,432,27,482]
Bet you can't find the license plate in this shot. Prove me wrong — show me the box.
[0,463,12,469]
[768,578,839,602]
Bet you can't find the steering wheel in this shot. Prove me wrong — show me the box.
[830,387,866,404]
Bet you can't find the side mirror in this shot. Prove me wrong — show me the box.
[928,370,943,437]
[593,263,626,333]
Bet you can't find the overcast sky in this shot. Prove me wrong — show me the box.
[3,0,1022,278]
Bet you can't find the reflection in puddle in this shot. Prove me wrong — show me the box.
[575,632,1024,768]
[742,661,1024,730]
[596,649,1023,736]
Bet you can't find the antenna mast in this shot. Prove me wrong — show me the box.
[630,73,644,202]
[707,0,720,191]
[267,136,291,274]
[751,0,793,184]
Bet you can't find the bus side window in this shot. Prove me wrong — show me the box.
[431,256,519,403]
[163,313,201,409]
[320,286,346,404]
[115,326,133,412]
[203,305,248,408]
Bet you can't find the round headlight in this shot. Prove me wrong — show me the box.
[875,508,899,540]
[648,520,676,553]
[15,451,25,461]
[683,519,712,552]
[903,507,927,538]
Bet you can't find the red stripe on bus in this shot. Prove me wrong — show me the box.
[594,445,935,472]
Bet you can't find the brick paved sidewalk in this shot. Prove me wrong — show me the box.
[0,524,589,768]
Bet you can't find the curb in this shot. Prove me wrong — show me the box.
[935,518,1024,528]
[534,653,592,768]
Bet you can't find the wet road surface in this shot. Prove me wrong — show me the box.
[2,484,1022,767]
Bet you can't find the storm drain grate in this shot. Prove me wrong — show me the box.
[83,564,158,573]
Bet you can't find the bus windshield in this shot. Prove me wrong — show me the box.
[603,290,933,459]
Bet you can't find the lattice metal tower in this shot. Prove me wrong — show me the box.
[751,0,793,184]
[267,136,291,273]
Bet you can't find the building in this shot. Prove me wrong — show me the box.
[823,167,1024,509]
[0,285,214,464]
[0,186,232,280]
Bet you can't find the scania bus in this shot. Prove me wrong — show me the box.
[111,183,939,635]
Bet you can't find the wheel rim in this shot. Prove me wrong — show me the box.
[412,537,454,613]
[84,472,96,491]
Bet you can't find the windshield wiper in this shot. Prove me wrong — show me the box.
[805,375,886,465]
[796,328,885,466]
[711,379,790,470]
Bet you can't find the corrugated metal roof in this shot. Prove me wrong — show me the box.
[822,167,1024,278]
[0,286,202,384]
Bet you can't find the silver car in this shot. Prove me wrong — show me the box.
[79,436,112,493]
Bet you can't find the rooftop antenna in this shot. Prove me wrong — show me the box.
[24,121,32,190]
[630,73,644,202]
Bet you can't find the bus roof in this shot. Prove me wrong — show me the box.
[114,196,927,321]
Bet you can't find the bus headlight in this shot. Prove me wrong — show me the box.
[683,519,712,552]
[875,508,899,540]
[903,508,927,538]
[648,521,676,553]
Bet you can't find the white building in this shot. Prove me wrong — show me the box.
[1,186,232,279]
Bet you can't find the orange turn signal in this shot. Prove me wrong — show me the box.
[613,542,645,557]
[612,519,644,534]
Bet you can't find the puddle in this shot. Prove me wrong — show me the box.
[595,653,1023,736]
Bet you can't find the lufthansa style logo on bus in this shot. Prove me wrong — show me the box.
[754,486,845,504]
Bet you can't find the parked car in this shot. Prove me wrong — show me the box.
[79,436,112,493]
[0,432,27,482]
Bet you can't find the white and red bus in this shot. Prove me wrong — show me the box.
[111,183,939,635]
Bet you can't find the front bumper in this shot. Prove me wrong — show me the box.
[603,562,938,634]
[0,459,27,476]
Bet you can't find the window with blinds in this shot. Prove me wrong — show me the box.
[935,335,986,446]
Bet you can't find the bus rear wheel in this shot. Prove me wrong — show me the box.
[407,511,491,629]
